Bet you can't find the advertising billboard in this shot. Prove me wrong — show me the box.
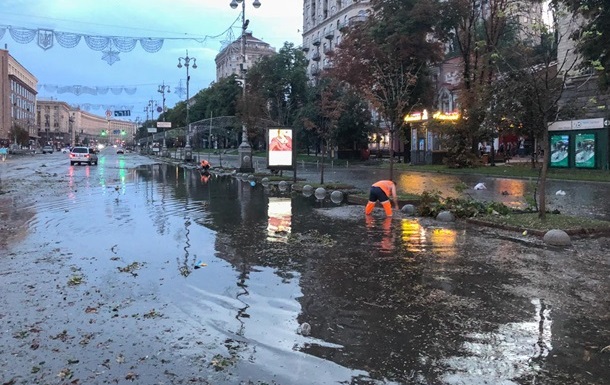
[550,134,569,167]
[267,127,294,169]
[575,133,596,168]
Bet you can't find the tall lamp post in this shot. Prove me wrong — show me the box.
[158,82,171,156]
[230,0,260,173]
[177,50,197,162]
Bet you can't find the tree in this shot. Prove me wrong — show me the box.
[559,0,610,87]
[436,0,526,166]
[298,77,344,184]
[479,2,577,219]
[246,42,309,127]
[330,0,441,179]
[9,123,29,146]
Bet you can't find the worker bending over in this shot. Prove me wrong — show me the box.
[365,180,399,217]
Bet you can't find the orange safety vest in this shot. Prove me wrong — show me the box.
[372,180,395,197]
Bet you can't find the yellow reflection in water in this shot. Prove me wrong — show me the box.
[495,179,525,197]
[400,219,458,257]
[430,228,457,257]
[401,219,426,253]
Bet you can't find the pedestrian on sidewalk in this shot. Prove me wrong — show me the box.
[0,145,7,162]
[365,180,399,217]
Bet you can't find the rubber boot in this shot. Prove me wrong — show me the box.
[382,201,393,217]
[365,201,375,215]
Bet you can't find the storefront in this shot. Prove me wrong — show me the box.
[548,118,609,170]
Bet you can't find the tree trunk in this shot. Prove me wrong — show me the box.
[389,124,395,181]
[320,139,325,185]
[537,125,549,220]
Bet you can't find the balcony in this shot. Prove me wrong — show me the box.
[325,31,334,40]
[338,21,349,32]
[301,46,310,53]
[323,46,333,54]
[348,15,368,27]
[311,51,321,62]
[311,66,320,77]
[312,38,321,46]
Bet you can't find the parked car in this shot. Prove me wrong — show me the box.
[69,146,98,165]
[42,145,54,154]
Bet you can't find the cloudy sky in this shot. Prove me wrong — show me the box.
[1,0,303,123]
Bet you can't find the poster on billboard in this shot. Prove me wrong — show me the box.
[267,127,294,169]
[550,134,569,167]
[575,133,596,168]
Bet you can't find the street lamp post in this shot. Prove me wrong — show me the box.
[178,50,197,162]
[158,82,171,156]
[68,114,75,147]
[230,0,260,173]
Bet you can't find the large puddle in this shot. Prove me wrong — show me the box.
[2,162,608,384]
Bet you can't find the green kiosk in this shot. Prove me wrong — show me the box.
[548,118,609,170]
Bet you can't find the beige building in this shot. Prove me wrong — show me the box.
[37,99,136,147]
[215,32,276,81]
[301,0,371,79]
[0,49,38,146]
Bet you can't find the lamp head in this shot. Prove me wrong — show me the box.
[177,59,183,68]
[192,59,198,69]
[253,0,261,8]
[230,0,238,8]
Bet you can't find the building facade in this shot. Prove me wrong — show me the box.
[215,32,276,81]
[37,99,135,148]
[301,0,371,79]
[0,49,38,146]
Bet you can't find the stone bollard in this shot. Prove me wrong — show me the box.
[543,229,571,246]
[436,210,455,222]
[401,204,416,216]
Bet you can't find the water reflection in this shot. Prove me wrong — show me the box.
[442,298,553,384]
[267,197,292,242]
[13,162,605,384]
[400,219,458,257]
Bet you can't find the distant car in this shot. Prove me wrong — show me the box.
[42,145,54,154]
[69,146,98,166]
[61,147,71,153]
[116,148,124,154]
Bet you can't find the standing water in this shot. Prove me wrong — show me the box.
[0,162,608,384]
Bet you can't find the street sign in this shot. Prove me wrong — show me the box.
[157,122,172,128]
[114,110,131,117]
[112,129,121,135]
[147,128,157,133]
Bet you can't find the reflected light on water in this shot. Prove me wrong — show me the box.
[442,298,553,384]
[400,219,458,257]
[267,197,292,242]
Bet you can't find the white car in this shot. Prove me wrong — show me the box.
[69,146,98,166]
[42,145,54,154]
[61,147,71,153]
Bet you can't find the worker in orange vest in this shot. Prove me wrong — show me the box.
[365,180,399,217]
[200,159,210,170]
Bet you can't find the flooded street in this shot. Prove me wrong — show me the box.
[0,151,609,384]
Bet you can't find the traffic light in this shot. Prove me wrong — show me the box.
[121,130,126,136]
[101,130,107,136]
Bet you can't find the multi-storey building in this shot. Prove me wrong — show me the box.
[37,99,135,148]
[0,49,38,146]
[215,32,276,81]
[301,0,371,79]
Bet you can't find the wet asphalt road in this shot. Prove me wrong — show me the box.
[0,149,608,384]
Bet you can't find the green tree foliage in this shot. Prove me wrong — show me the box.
[298,77,344,184]
[246,43,309,127]
[331,0,441,178]
[559,0,610,87]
